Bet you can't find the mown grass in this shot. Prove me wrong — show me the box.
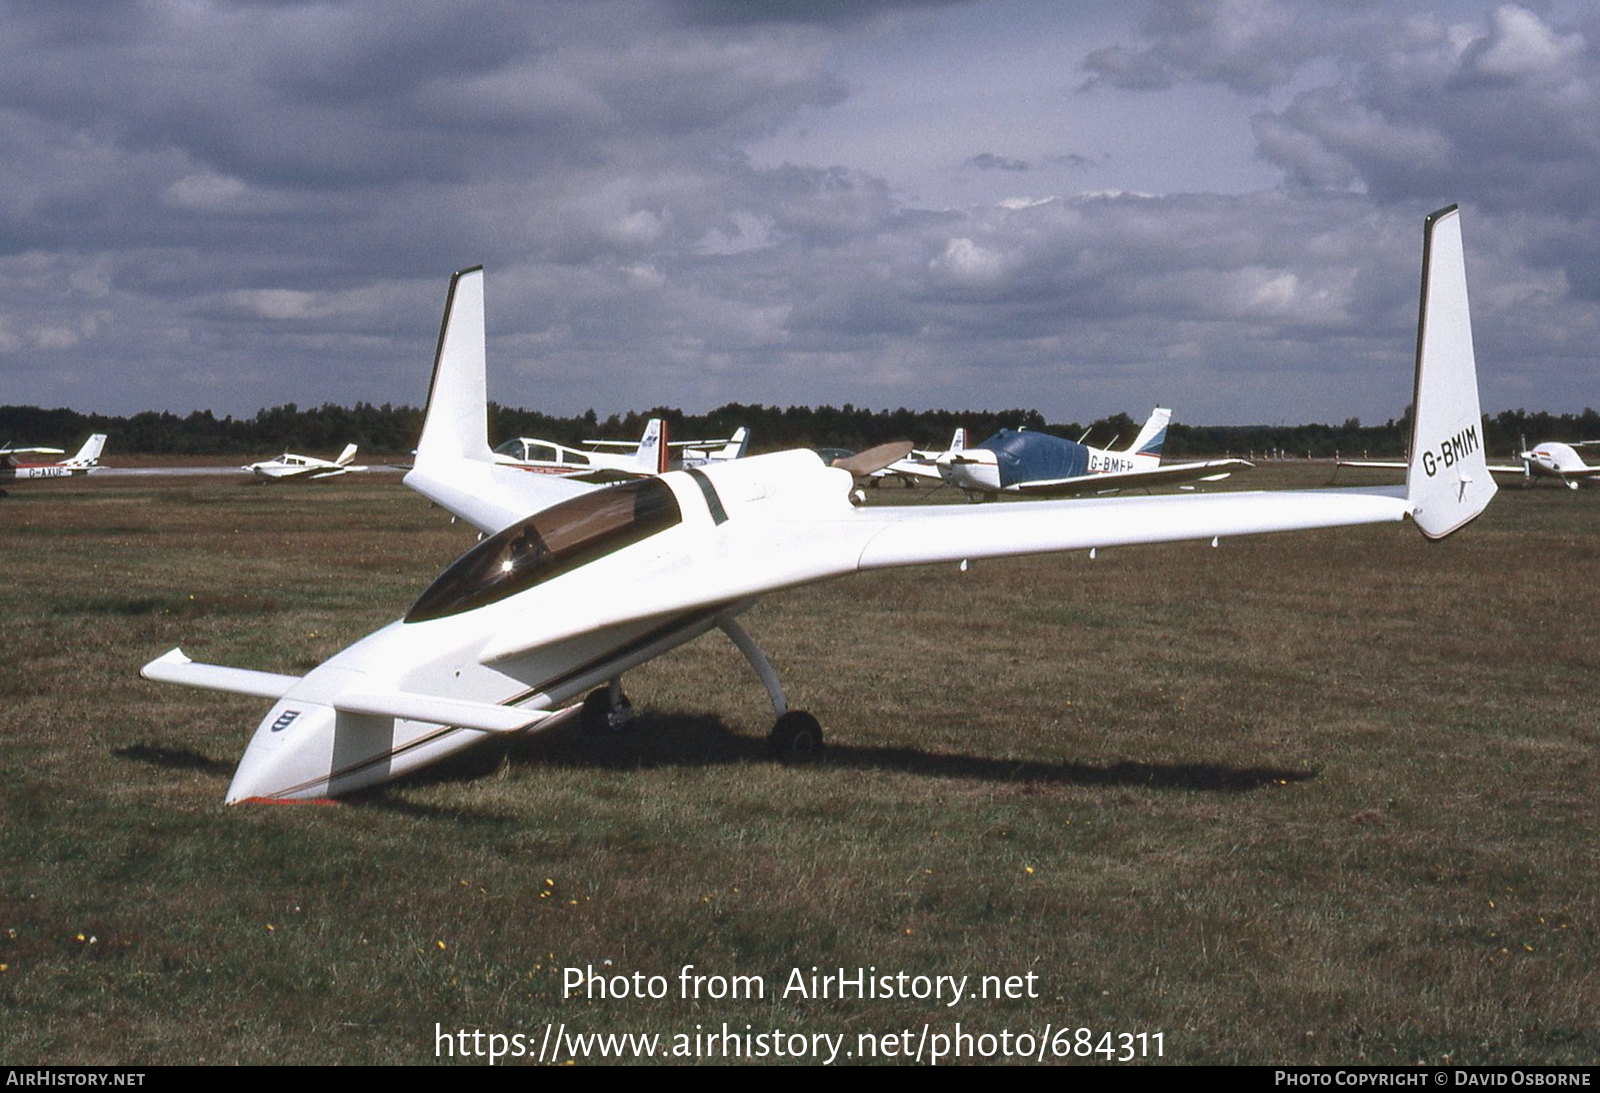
[0,467,1594,1065]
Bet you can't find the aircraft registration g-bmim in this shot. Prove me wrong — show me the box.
[0,434,106,483]
[244,443,364,481]
[143,206,1495,803]
[936,410,1252,498]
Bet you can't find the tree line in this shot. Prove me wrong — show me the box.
[2,401,1594,461]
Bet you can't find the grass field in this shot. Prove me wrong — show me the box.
[1,466,1595,1065]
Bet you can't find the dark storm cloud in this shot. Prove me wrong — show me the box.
[1,0,1596,425]
[966,153,1032,172]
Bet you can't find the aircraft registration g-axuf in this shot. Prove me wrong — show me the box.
[936,410,1252,498]
[244,443,363,481]
[143,206,1496,803]
[0,434,106,483]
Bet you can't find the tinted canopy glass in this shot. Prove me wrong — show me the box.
[406,477,681,622]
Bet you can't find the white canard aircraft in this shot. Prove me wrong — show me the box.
[244,443,363,481]
[492,419,678,481]
[1340,438,1600,489]
[142,206,1494,803]
[1512,440,1600,487]
[0,434,106,482]
[937,410,1252,498]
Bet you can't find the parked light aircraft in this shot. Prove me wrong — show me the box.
[1513,441,1600,487]
[1340,438,1600,490]
[938,409,1251,498]
[492,419,669,480]
[679,427,750,469]
[244,443,363,481]
[869,428,968,487]
[0,434,106,483]
[142,206,1494,803]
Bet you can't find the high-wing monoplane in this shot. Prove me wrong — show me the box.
[244,443,363,481]
[679,427,750,469]
[143,206,1495,803]
[0,434,106,483]
[937,409,1251,498]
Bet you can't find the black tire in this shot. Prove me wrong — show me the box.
[768,710,823,761]
[581,686,633,733]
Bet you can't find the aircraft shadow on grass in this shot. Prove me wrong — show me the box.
[115,716,1314,808]
[372,713,1318,796]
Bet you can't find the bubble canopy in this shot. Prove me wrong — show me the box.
[406,477,683,623]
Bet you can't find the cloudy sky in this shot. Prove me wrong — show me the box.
[1,0,1596,426]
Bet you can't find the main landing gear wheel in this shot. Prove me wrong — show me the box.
[581,686,634,733]
[768,710,823,761]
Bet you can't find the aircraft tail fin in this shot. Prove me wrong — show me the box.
[334,442,358,466]
[1405,206,1496,539]
[631,418,668,474]
[1125,409,1171,458]
[66,434,107,467]
[723,426,750,460]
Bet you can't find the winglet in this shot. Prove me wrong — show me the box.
[413,267,489,467]
[403,266,592,533]
[1405,206,1497,539]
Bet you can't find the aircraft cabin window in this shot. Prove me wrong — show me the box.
[405,477,682,622]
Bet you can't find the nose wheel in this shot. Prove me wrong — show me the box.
[581,681,634,733]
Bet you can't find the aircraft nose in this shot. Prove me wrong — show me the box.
[226,702,344,803]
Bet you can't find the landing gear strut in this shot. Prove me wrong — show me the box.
[580,678,634,733]
[717,615,824,761]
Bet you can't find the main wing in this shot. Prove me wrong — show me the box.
[476,205,1493,660]
[479,466,1412,659]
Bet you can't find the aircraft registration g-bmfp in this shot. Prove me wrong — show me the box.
[143,206,1496,803]
[936,410,1252,498]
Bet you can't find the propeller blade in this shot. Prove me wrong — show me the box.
[832,441,914,477]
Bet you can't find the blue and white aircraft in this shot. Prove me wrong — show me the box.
[937,409,1250,498]
[142,206,1493,803]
